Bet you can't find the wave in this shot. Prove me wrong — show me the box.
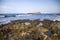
[0,15,16,18]
[0,15,5,18]
[16,14,32,17]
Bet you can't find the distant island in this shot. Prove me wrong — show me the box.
[28,12,41,14]
[32,12,41,14]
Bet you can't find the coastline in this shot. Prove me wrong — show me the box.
[0,19,60,40]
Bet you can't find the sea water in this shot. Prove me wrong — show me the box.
[0,13,60,25]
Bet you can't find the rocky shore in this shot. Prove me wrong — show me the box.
[0,19,60,40]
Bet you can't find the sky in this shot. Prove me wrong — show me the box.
[0,0,60,13]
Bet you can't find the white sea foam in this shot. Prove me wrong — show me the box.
[16,14,32,17]
[0,14,60,25]
[0,15,5,18]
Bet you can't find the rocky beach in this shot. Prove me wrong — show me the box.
[0,19,60,40]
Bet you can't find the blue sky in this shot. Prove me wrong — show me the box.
[0,0,60,13]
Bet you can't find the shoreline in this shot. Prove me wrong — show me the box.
[0,19,60,26]
[0,19,60,40]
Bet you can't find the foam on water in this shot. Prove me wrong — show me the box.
[0,14,60,24]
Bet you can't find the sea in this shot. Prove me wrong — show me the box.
[0,13,60,25]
